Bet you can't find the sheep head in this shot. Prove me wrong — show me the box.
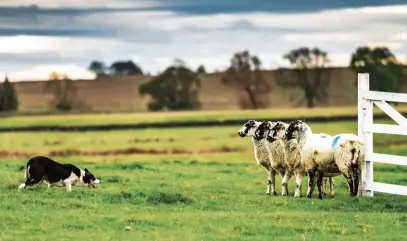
[238,120,260,137]
[285,119,309,140]
[253,121,274,141]
[266,121,287,143]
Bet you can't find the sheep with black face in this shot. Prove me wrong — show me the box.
[254,120,290,196]
[285,120,364,198]
[269,120,338,199]
[237,120,279,196]
[266,120,305,197]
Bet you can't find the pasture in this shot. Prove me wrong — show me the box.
[1,105,407,128]
[0,110,407,240]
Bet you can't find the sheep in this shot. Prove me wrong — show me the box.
[265,120,313,198]
[315,133,336,197]
[331,133,364,197]
[301,133,341,199]
[237,120,281,196]
[267,120,339,199]
[281,120,363,198]
[253,120,291,196]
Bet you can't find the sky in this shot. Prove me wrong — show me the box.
[0,0,406,81]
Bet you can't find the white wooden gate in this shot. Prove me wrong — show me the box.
[358,73,407,196]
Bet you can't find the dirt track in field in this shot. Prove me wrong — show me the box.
[0,146,247,158]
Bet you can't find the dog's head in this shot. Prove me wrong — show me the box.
[238,120,260,138]
[82,168,101,188]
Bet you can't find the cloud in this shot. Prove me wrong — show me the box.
[0,3,406,80]
[0,64,95,81]
[135,0,407,15]
[0,35,128,55]
[0,0,155,9]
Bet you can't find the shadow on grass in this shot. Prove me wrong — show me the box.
[95,163,146,171]
[147,192,193,205]
[309,195,407,213]
[104,190,193,206]
[126,218,161,227]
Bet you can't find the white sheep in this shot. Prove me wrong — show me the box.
[331,133,364,196]
[282,120,363,198]
[315,133,336,197]
[267,120,339,198]
[237,120,281,196]
[300,131,341,199]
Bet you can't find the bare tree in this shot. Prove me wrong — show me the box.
[278,47,331,108]
[45,73,78,111]
[221,50,272,109]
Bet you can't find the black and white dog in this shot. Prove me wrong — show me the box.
[18,156,101,192]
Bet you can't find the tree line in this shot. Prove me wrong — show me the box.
[136,46,407,111]
[0,45,406,113]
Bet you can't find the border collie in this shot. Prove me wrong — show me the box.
[18,156,101,192]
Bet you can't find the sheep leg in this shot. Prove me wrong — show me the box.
[306,170,317,198]
[343,170,355,197]
[294,171,305,198]
[281,170,293,196]
[316,171,324,199]
[329,177,335,198]
[351,165,360,196]
[266,169,277,196]
[322,177,327,195]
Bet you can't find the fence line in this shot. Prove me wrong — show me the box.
[358,73,407,196]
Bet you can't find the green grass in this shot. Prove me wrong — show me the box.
[1,118,407,240]
[0,105,406,127]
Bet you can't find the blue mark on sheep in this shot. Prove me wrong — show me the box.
[332,135,341,149]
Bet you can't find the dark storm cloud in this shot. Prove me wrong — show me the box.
[0,0,406,78]
[138,0,407,15]
[0,0,404,39]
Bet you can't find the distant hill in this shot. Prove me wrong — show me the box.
[13,67,358,113]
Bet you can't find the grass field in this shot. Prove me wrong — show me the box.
[1,105,407,128]
[0,113,407,240]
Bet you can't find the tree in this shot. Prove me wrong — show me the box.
[45,73,78,111]
[88,61,107,76]
[139,62,201,111]
[0,75,19,112]
[109,60,143,76]
[49,71,60,80]
[172,58,186,67]
[350,46,406,92]
[277,47,331,108]
[221,50,272,109]
[196,65,206,74]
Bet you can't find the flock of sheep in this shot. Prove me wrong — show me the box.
[237,119,364,199]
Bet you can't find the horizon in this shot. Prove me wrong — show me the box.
[0,0,406,81]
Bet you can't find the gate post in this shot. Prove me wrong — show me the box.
[358,73,374,196]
